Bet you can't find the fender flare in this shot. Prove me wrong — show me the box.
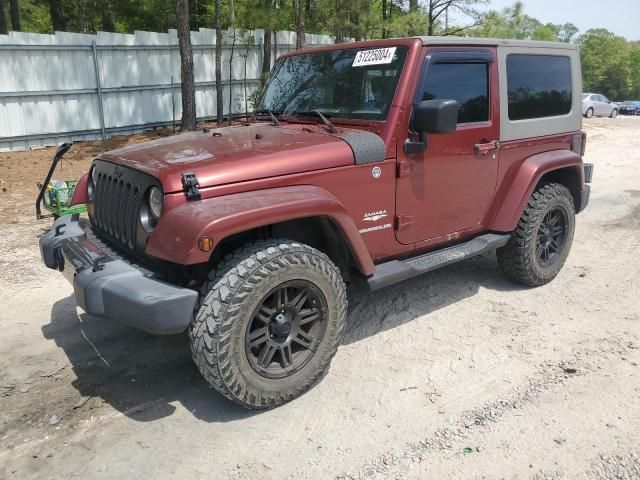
[490,149,584,232]
[145,185,375,275]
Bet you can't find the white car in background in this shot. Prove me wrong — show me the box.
[582,93,618,118]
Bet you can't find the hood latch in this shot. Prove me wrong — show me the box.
[181,172,201,201]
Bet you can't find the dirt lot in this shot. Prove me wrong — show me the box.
[1,117,639,480]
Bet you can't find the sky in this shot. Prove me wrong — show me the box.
[484,0,640,40]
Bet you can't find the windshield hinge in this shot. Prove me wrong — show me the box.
[181,172,201,201]
[397,160,415,178]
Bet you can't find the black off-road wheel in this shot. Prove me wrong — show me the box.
[497,183,575,287]
[189,239,346,409]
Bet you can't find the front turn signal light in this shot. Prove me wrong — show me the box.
[198,235,214,252]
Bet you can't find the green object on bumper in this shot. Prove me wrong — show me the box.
[37,179,87,217]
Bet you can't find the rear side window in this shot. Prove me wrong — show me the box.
[506,55,572,120]
[421,63,489,123]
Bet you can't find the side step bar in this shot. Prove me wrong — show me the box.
[367,234,510,291]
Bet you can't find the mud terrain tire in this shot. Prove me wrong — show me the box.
[190,239,346,409]
[497,183,575,287]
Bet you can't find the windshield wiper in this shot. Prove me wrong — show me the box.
[292,110,338,134]
[255,109,280,126]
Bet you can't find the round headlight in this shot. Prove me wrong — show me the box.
[148,187,163,220]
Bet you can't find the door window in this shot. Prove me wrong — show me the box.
[420,63,489,124]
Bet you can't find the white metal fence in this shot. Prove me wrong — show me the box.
[0,28,338,152]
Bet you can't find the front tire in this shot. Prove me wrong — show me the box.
[610,108,618,118]
[190,239,346,409]
[497,183,575,287]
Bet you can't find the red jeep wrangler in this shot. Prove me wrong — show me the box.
[40,37,592,409]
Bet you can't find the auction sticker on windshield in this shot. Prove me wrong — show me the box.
[352,47,397,67]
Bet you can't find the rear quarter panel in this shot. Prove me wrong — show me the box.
[489,140,584,231]
[497,45,582,142]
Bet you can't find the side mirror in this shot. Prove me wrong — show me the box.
[414,99,459,135]
[404,99,458,155]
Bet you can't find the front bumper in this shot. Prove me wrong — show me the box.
[39,214,198,335]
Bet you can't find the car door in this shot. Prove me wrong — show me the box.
[598,95,610,115]
[593,95,602,115]
[395,48,499,245]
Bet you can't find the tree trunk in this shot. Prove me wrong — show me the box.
[381,0,387,38]
[409,0,418,11]
[0,0,7,35]
[215,0,224,126]
[294,0,305,49]
[262,30,272,85]
[244,30,250,118]
[228,28,236,125]
[261,0,272,85]
[101,0,115,32]
[427,0,434,35]
[48,0,66,32]
[9,0,19,31]
[176,0,197,131]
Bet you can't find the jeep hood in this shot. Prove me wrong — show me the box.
[98,124,361,193]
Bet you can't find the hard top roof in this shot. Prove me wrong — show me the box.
[416,36,578,50]
[282,36,577,59]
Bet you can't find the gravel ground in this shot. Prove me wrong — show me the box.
[0,116,639,479]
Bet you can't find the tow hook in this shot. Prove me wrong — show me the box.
[92,255,108,272]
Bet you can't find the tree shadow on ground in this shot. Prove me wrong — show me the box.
[42,252,524,423]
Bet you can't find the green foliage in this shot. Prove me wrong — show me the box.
[578,29,633,100]
[386,11,428,37]
[19,1,51,33]
[628,48,640,99]
[469,1,577,42]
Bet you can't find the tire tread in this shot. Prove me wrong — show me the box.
[189,239,346,409]
[497,183,575,287]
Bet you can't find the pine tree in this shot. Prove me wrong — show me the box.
[177,0,197,131]
[9,0,19,31]
[215,0,224,126]
[0,0,7,35]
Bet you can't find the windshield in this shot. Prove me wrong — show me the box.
[258,46,408,121]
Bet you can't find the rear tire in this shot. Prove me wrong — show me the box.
[189,239,346,409]
[585,107,594,118]
[497,183,575,287]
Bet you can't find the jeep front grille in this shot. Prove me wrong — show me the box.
[94,173,140,249]
[90,160,159,254]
